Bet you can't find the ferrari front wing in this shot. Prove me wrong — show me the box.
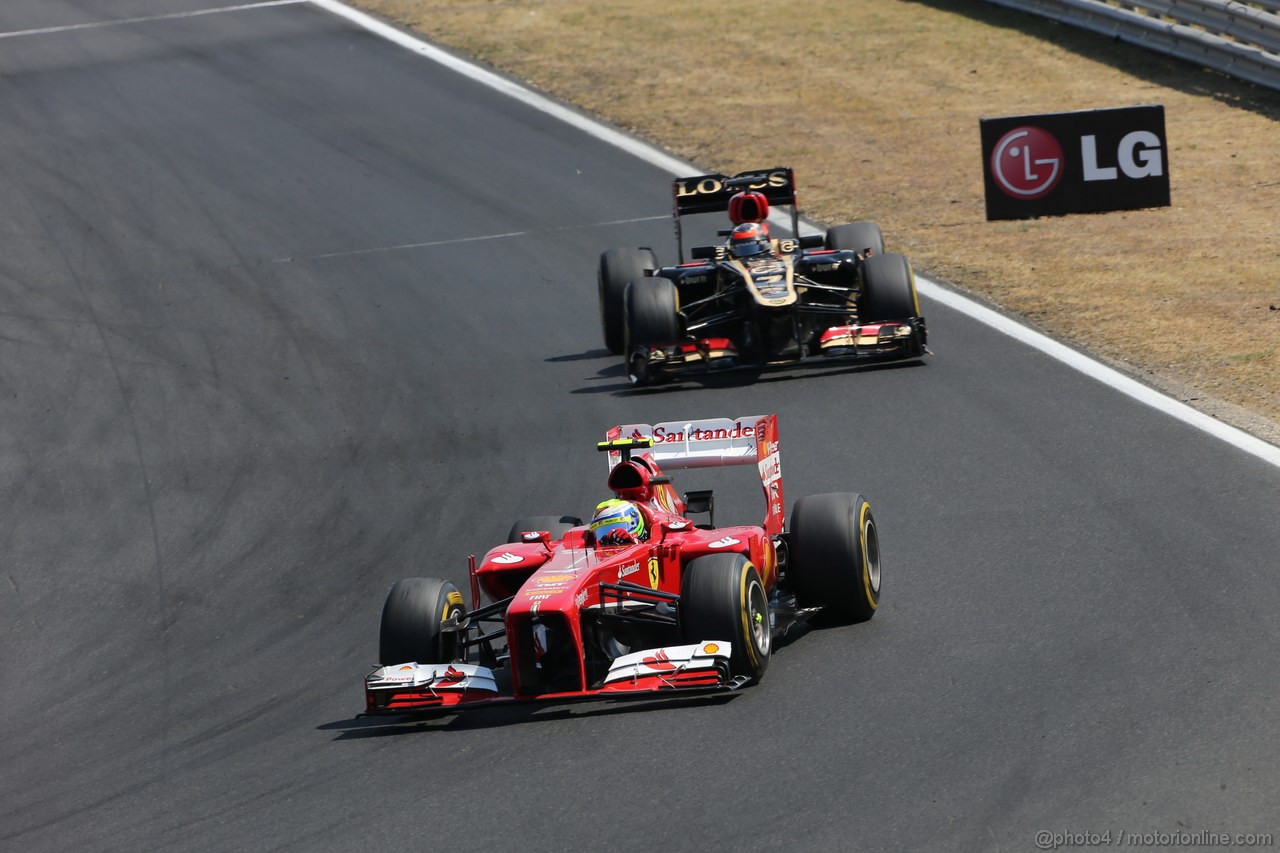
[363,642,740,714]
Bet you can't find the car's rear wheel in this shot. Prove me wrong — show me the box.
[859,251,920,323]
[825,221,885,255]
[378,577,466,666]
[600,247,659,354]
[680,553,770,682]
[624,276,681,385]
[787,493,880,623]
[506,515,582,543]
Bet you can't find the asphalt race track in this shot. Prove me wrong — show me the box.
[3,3,1279,851]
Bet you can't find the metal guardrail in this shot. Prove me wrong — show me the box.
[983,0,1280,90]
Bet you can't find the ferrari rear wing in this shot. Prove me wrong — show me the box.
[671,167,800,261]
[603,415,785,534]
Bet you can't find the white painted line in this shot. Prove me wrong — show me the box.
[285,214,668,261]
[301,229,526,261]
[0,0,307,40]
[308,0,1280,468]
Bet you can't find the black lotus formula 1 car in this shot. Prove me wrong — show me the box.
[598,167,928,385]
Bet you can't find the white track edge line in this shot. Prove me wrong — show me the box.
[307,0,1280,469]
[0,0,306,39]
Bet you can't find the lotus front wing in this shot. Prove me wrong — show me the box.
[631,320,926,383]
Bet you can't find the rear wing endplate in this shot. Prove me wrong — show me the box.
[604,415,784,535]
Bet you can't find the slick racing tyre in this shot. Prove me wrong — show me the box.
[624,276,680,348]
[859,252,921,323]
[624,276,681,385]
[600,247,659,354]
[378,577,466,666]
[506,515,583,543]
[824,221,885,256]
[787,493,880,623]
[680,553,770,682]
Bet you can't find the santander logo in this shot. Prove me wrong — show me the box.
[990,126,1063,200]
[629,422,758,444]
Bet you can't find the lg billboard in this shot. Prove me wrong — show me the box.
[980,105,1170,220]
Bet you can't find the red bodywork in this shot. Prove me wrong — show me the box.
[364,415,784,713]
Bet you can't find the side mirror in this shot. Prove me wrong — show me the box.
[798,234,824,249]
[690,246,717,260]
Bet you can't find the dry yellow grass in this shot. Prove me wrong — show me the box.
[356,0,1280,440]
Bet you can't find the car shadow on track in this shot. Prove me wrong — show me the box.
[544,348,616,363]
[318,693,740,739]
[318,625,816,739]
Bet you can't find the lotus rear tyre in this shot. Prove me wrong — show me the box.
[599,247,658,354]
[825,221,885,255]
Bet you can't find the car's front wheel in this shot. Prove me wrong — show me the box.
[680,553,771,682]
[859,252,920,323]
[378,577,466,666]
[624,276,681,385]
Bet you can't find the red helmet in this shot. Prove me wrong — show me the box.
[730,222,770,258]
[728,191,769,225]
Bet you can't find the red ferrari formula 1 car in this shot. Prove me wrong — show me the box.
[363,414,881,715]
[597,167,928,385]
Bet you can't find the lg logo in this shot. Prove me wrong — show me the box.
[991,126,1165,200]
[990,126,1063,200]
[1081,131,1164,181]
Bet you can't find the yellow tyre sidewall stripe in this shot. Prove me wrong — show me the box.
[906,261,922,317]
[738,560,761,668]
[859,501,878,611]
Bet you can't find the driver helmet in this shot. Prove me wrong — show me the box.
[728,191,769,225]
[590,498,647,545]
[729,222,771,258]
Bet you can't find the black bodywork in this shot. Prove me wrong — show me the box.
[656,242,920,362]
[607,167,928,384]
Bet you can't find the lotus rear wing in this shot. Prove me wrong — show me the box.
[603,415,784,535]
[671,167,800,262]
